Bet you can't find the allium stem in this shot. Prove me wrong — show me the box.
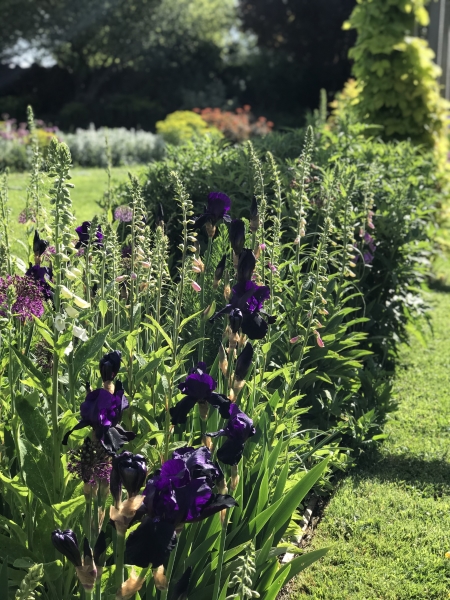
[115,532,125,590]
[198,236,212,362]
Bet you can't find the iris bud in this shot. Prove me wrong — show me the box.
[33,230,49,258]
[229,220,246,256]
[234,342,254,383]
[51,529,82,567]
[99,350,122,382]
[111,452,147,503]
[229,308,243,334]
[237,249,256,283]
[213,255,226,288]
[249,196,259,234]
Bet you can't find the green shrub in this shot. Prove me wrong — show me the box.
[156,110,223,145]
[344,0,449,151]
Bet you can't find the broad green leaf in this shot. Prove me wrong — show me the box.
[255,557,279,594]
[135,357,162,385]
[0,515,27,546]
[15,394,49,447]
[218,575,230,600]
[12,347,50,392]
[267,457,330,544]
[43,560,63,581]
[73,325,111,378]
[179,309,203,329]
[0,535,35,562]
[256,531,275,568]
[22,440,54,506]
[53,496,85,528]
[144,316,173,351]
[98,299,108,318]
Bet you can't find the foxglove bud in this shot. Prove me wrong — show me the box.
[51,529,82,567]
[99,350,122,382]
[229,220,246,256]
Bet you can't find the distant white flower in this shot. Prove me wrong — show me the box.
[64,341,74,355]
[60,285,73,299]
[64,304,79,318]
[54,314,66,332]
[73,295,90,309]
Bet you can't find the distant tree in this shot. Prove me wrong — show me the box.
[239,0,356,104]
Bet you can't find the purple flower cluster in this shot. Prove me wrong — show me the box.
[194,192,231,235]
[114,205,133,223]
[26,264,53,301]
[0,275,45,321]
[355,231,377,265]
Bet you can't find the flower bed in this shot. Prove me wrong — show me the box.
[0,111,440,598]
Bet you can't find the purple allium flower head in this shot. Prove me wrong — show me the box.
[207,404,256,466]
[178,362,217,399]
[67,437,112,485]
[114,205,133,223]
[0,275,45,321]
[51,529,82,567]
[75,221,103,249]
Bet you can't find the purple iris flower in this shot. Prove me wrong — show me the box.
[25,264,53,301]
[125,446,237,568]
[170,363,231,425]
[237,249,256,283]
[33,230,49,257]
[209,280,275,340]
[193,192,232,230]
[207,404,256,465]
[75,221,103,249]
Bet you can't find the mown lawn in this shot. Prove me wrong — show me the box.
[291,249,450,599]
[6,165,144,258]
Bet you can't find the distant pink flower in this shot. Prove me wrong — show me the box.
[259,243,266,251]
[18,208,36,224]
[115,275,127,282]
[290,336,299,344]
[130,272,137,280]
[191,281,201,292]
[268,262,277,273]
[114,205,133,223]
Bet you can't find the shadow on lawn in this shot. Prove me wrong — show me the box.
[352,451,450,497]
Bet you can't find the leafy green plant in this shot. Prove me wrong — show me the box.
[344,0,449,151]
[156,110,222,145]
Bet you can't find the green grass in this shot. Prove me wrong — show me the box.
[292,252,450,599]
[6,166,144,258]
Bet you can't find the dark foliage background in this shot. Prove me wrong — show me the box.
[0,0,356,130]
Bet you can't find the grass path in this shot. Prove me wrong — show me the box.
[292,252,450,599]
[6,166,143,257]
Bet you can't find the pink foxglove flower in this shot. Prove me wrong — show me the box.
[191,281,201,292]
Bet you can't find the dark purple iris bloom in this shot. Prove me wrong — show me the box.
[194,192,232,229]
[62,381,135,455]
[25,264,53,301]
[75,221,103,249]
[100,350,122,382]
[142,447,235,524]
[209,280,275,340]
[178,362,217,398]
[207,404,256,465]
[171,364,231,425]
[51,529,82,567]
[126,447,236,568]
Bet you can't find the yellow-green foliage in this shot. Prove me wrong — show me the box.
[155,110,222,145]
[345,0,449,149]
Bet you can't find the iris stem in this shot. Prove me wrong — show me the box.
[212,510,229,600]
[198,236,213,363]
[160,540,178,600]
[115,532,125,590]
